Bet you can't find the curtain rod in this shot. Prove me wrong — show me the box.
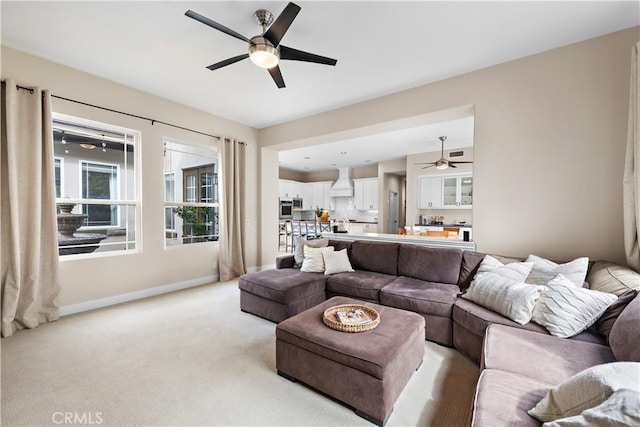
[1,80,221,140]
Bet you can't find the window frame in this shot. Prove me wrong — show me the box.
[163,139,219,249]
[53,112,142,259]
[78,159,121,229]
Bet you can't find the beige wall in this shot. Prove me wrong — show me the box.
[260,27,640,264]
[379,158,407,233]
[1,46,260,306]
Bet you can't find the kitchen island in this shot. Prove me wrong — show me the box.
[321,232,476,250]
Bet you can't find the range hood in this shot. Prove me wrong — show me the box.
[330,167,354,197]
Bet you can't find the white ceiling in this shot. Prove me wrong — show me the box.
[278,116,474,172]
[1,1,638,132]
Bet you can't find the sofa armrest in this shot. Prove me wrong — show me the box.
[276,254,295,269]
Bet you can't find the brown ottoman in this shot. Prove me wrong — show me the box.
[238,269,327,323]
[276,296,425,426]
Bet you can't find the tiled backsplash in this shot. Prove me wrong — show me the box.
[416,209,473,225]
[293,197,379,223]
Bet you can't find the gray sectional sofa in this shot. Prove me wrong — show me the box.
[238,239,640,426]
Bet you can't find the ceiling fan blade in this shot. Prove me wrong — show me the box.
[268,65,286,88]
[414,162,436,165]
[185,10,252,44]
[449,163,458,168]
[421,165,436,169]
[206,54,249,71]
[280,45,337,66]
[264,2,301,47]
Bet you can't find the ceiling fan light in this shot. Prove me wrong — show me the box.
[436,160,448,170]
[249,37,279,69]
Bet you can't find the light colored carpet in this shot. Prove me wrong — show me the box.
[1,280,479,426]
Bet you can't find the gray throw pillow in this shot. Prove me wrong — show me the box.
[293,236,328,267]
[596,289,637,343]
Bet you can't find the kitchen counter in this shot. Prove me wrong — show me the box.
[414,223,472,227]
[322,232,476,251]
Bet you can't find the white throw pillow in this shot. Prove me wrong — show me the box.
[525,254,589,287]
[543,389,640,427]
[300,246,333,273]
[322,249,354,275]
[293,237,328,266]
[475,255,534,282]
[528,362,640,423]
[532,274,617,338]
[462,272,546,325]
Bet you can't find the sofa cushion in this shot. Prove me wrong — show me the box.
[597,289,637,343]
[327,240,353,254]
[350,241,399,276]
[293,236,329,266]
[587,260,640,296]
[482,324,616,385]
[528,362,640,423]
[458,251,486,290]
[543,389,640,427]
[397,245,463,284]
[453,298,549,337]
[471,369,548,427]
[525,254,589,287]
[531,274,617,338]
[326,270,398,301]
[609,291,640,362]
[380,276,460,318]
[476,255,533,281]
[463,272,545,325]
[453,298,606,346]
[238,269,326,304]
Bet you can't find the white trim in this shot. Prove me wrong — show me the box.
[59,275,219,316]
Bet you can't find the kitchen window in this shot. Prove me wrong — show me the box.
[53,114,140,256]
[163,140,218,246]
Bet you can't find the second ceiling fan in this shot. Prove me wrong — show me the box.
[415,136,474,170]
[185,2,337,88]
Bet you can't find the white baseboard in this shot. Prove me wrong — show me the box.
[59,274,219,316]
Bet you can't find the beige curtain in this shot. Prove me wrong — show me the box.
[217,138,246,281]
[1,79,60,337]
[624,42,640,272]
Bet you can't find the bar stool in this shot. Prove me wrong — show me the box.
[319,221,331,235]
[290,220,303,250]
[305,221,319,239]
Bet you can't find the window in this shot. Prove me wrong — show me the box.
[163,140,218,246]
[54,157,63,198]
[81,161,119,226]
[53,114,140,256]
[164,172,176,235]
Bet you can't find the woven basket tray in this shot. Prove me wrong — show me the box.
[323,304,380,333]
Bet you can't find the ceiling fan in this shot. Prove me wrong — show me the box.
[185,2,337,89]
[415,136,474,170]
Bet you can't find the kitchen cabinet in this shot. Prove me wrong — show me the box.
[302,184,314,210]
[418,176,442,208]
[354,178,378,210]
[321,182,334,210]
[442,175,473,209]
[278,179,304,199]
[301,181,334,211]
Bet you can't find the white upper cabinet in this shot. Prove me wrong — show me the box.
[353,178,378,210]
[418,176,443,209]
[278,179,305,199]
[419,173,472,209]
[442,175,473,209]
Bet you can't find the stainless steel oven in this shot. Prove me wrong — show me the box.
[279,199,293,219]
[292,198,303,209]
